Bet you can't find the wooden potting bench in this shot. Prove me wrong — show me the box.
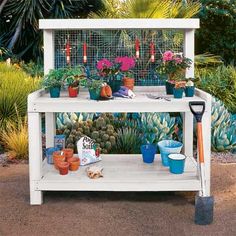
[28,19,211,205]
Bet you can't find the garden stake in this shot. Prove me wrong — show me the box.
[65,35,70,65]
[150,42,155,63]
[83,42,87,64]
[189,101,214,225]
[135,38,140,59]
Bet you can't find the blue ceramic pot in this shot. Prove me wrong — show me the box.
[168,153,186,174]
[185,86,195,97]
[49,87,61,98]
[157,140,183,167]
[173,88,184,99]
[89,88,101,100]
[165,81,175,95]
[141,144,157,164]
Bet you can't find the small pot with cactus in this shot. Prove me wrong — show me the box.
[64,66,86,98]
[173,81,186,99]
[42,68,65,98]
[185,79,195,97]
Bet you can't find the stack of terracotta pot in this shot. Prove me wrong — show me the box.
[53,148,80,175]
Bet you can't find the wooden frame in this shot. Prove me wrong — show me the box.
[28,19,211,205]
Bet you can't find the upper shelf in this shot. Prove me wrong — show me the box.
[28,86,210,113]
[39,19,200,30]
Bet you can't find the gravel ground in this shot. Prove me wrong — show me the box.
[0,156,235,236]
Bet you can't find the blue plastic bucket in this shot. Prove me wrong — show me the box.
[168,154,186,174]
[141,144,157,164]
[157,140,183,167]
[46,147,60,164]
[49,87,61,98]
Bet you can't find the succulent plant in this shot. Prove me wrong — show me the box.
[115,127,142,154]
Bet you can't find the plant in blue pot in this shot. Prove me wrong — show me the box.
[86,78,104,100]
[42,68,65,98]
[173,81,186,99]
[185,79,195,97]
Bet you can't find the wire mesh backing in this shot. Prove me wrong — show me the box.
[54,29,184,86]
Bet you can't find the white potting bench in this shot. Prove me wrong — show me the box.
[28,19,211,205]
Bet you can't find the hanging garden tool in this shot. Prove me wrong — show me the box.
[150,41,155,63]
[83,42,87,64]
[135,38,140,59]
[189,101,214,225]
[65,35,70,65]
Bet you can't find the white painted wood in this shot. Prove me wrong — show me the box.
[183,112,193,157]
[39,19,200,30]
[28,112,43,205]
[38,155,200,191]
[184,29,195,78]
[28,87,207,113]
[43,29,54,74]
[45,113,56,148]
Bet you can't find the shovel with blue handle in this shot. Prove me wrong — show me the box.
[189,101,214,225]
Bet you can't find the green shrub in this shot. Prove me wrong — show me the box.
[0,63,39,130]
[195,65,236,113]
[196,0,236,64]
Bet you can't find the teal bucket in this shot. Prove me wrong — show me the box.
[49,87,61,98]
[157,140,183,167]
[107,80,122,93]
[185,86,195,97]
[168,154,186,174]
[141,144,157,164]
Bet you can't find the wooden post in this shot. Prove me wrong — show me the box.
[45,113,56,148]
[43,29,54,74]
[28,112,43,205]
[183,112,193,157]
[184,29,195,78]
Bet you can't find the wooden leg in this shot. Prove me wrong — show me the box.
[45,112,56,148]
[28,112,43,205]
[183,112,193,157]
[201,109,211,196]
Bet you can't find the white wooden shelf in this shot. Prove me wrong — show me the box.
[38,155,201,192]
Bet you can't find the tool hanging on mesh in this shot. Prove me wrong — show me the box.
[65,35,70,65]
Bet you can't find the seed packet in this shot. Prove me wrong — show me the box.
[77,136,101,166]
[54,135,65,150]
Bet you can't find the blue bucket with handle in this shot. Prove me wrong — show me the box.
[157,140,183,166]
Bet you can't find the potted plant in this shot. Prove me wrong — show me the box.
[185,79,195,97]
[156,51,192,94]
[115,56,136,90]
[96,58,123,93]
[173,81,186,99]
[87,79,104,100]
[42,68,65,98]
[64,66,86,98]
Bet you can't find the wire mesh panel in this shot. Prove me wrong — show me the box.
[54,29,184,86]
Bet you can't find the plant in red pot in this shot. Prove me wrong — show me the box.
[156,51,192,95]
[115,56,136,91]
[64,66,86,98]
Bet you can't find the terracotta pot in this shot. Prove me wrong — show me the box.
[53,151,66,170]
[68,157,80,171]
[62,148,74,161]
[68,86,79,97]
[123,77,135,90]
[100,85,112,98]
[57,162,69,175]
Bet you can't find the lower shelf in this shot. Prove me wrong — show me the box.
[37,154,201,192]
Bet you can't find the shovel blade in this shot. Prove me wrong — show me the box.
[195,196,214,225]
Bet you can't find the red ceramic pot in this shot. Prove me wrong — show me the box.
[62,148,74,161]
[53,151,66,170]
[123,77,135,90]
[68,86,79,97]
[58,162,69,175]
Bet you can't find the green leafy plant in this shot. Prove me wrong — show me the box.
[64,66,86,88]
[115,127,142,154]
[0,62,39,130]
[41,68,65,89]
[196,0,236,65]
[195,65,236,113]
[86,79,104,90]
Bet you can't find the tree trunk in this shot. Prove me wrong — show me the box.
[7,22,22,50]
[0,0,8,14]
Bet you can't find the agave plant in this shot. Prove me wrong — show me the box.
[139,112,176,144]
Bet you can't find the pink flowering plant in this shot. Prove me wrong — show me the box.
[114,56,135,78]
[156,50,192,81]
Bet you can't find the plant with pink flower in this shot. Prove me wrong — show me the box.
[96,58,113,71]
[114,56,135,77]
[156,50,192,81]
